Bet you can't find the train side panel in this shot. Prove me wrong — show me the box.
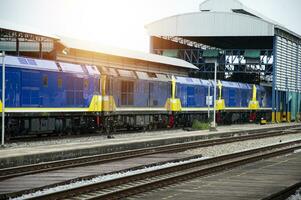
[221,81,242,107]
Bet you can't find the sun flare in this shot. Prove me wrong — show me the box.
[58,0,153,51]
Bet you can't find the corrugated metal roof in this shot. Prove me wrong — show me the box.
[199,0,281,26]
[199,0,301,38]
[146,11,275,37]
[59,36,198,70]
[0,21,197,70]
[146,0,301,39]
[0,20,59,39]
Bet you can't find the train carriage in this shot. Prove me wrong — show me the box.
[238,83,252,107]
[0,55,274,138]
[216,80,272,123]
[0,56,102,137]
[176,76,213,108]
[101,67,172,131]
[173,76,215,126]
[221,81,242,108]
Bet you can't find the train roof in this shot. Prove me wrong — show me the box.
[5,56,59,72]
[176,76,213,86]
[4,55,100,75]
[175,77,266,90]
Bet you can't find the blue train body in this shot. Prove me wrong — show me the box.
[105,71,171,109]
[175,78,271,109]
[0,55,272,137]
[0,56,100,110]
[176,77,213,107]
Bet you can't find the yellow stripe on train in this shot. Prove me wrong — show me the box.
[1,95,103,113]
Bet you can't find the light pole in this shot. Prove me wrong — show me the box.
[207,81,210,119]
[212,61,217,130]
[1,51,5,146]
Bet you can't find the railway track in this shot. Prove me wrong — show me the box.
[263,181,301,200]
[19,139,301,200]
[7,127,169,142]
[0,127,300,181]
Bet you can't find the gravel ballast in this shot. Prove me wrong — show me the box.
[287,187,301,200]
[181,133,301,157]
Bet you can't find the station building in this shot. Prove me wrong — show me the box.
[1,0,300,123]
[145,0,301,122]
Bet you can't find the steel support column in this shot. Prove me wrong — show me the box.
[1,51,5,146]
[39,40,43,59]
[271,36,277,122]
[16,38,19,56]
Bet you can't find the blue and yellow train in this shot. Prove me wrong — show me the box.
[0,56,272,138]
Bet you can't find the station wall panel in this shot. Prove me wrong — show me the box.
[274,35,301,92]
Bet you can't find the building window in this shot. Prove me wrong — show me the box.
[43,75,48,87]
[121,81,134,105]
[57,77,63,88]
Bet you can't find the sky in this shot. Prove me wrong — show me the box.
[0,0,301,52]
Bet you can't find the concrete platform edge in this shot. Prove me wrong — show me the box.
[0,124,300,168]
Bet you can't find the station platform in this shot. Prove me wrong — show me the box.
[133,149,301,200]
[0,123,300,168]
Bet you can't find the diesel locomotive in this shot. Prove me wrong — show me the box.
[0,55,272,138]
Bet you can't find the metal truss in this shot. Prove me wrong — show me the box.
[160,36,218,50]
[223,49,273,73]
[0,28,55,42]
[154,48,274,82]
[0,28,56,57]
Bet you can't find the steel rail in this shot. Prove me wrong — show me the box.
[23,139,301,200]
[0,128,300,181]
[262,181,301,200]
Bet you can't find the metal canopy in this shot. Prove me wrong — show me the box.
[146,0,300,51]
[146,0,300,40]
[0,21,198,71]
[59,36,198,70]
[0,20,59,40]
[0,20,58,57]
[146,0,301,86]
[146,11,275,38]
[182,36,273,49]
